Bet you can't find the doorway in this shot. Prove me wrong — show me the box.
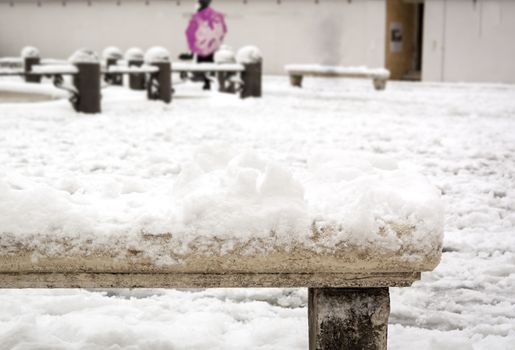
[385,0,424,81]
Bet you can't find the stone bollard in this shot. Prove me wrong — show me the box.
[21,46,41,83]
[236,46,262,99]
[103,46,123,86]
[145,47,172,104]
[214,45,237,93]
[125,47,146,90]
[69,49,101,114]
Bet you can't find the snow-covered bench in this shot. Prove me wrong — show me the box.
[0,152,443,349]
[285,64,390,90]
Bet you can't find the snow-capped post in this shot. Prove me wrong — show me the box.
[22,46,41,83]
[309,288,390,350]
[236,46,262,98]
[214,45,237,93]
[103,46,123,86]
[125,47,146,90]
[69,49,101,114]
[145,47,172,104]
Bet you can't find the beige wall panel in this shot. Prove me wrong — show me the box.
[0,0,386,75]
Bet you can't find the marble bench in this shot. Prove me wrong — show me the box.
[0,151,443,350]
[0,224,441,350]
[285,64,391,91]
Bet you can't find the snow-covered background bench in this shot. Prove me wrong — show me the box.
[285,64,390,90]
[0,148,443,349]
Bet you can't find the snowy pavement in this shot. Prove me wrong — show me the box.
[1,76,514,349]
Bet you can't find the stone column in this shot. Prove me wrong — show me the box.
[69,49,101,114]
[236,46,262,99]
[145,47,172,104]
[126,47,146,90]
[308,288,390,350]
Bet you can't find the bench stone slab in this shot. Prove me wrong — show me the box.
[285,64,390,90]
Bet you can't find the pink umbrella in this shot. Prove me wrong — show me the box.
[186,7,227,57]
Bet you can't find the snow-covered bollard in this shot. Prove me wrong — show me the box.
[144,46,172,104]
[125,47,146,90]
[214,45,237,93]
[69,49,101,114]
[103,46,123,86]
[21,46,41,84]
[236,46,262,98]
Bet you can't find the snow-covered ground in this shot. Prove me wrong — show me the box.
[0,76,514,349]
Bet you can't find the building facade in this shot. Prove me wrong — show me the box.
[0,0,514,83]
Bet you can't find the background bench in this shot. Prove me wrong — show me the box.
[285,64,390,90]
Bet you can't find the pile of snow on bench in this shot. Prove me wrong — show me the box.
[0,148,443,272]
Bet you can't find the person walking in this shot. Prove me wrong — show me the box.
[185,0,227,90]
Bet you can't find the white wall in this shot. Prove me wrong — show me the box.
[423,0,515,83]
[0,0,386,74]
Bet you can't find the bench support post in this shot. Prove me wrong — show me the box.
[240,61,262,98]
[290,74,303,88]
[73,62,101,114]
[373,78,387,91]
[24,57,41,83]
[147,62,172,104]
[308,288,390,350]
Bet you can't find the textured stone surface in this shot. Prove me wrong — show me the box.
[0,272,419,289]
[309,288,390,350]
[0,231,441,275]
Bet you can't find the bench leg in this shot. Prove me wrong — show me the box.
[308,288,390,350]
[290,74,303,88]
[373,78,387,91]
